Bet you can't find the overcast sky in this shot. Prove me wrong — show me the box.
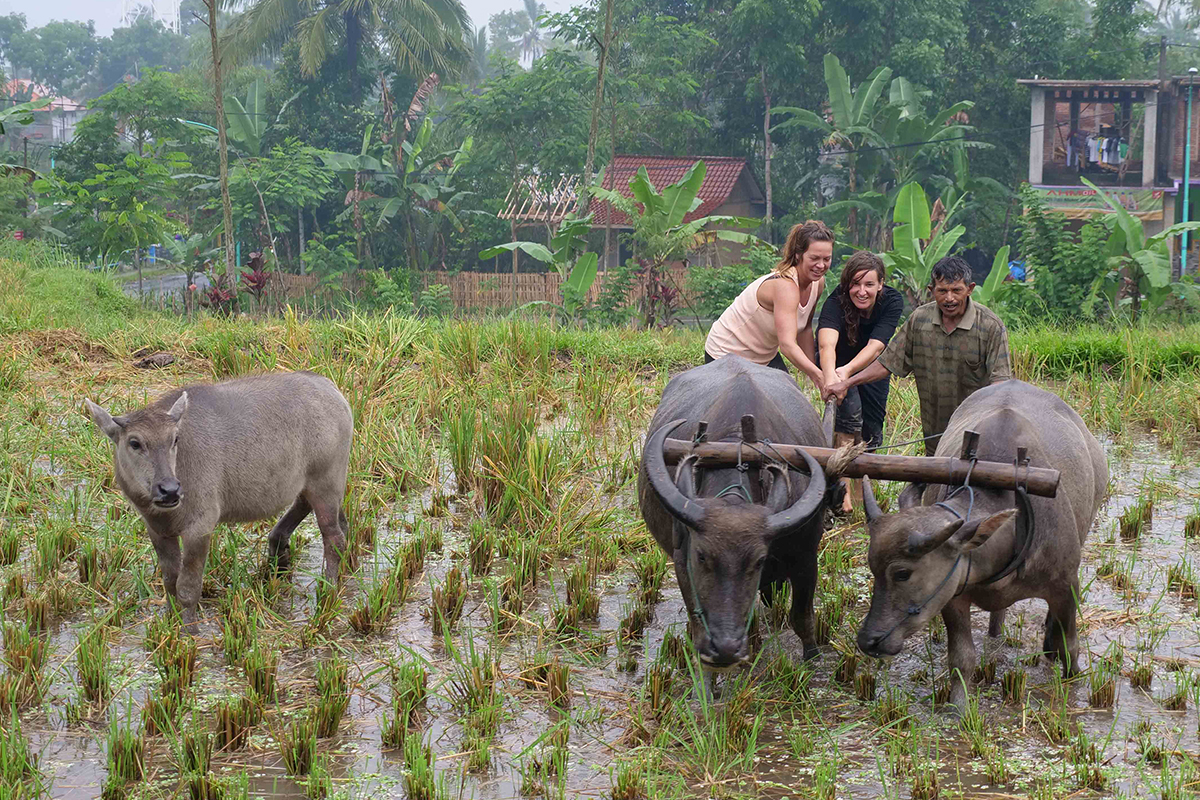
[1,0,569,37]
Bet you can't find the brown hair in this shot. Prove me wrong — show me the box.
[773,220,834,276]
[837,251,886,348]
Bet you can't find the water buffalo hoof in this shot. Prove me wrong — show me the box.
[802,645,821,661]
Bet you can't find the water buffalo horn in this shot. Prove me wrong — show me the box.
[644,419,707,531]
[862,474,883,522]
[764,445,825,538]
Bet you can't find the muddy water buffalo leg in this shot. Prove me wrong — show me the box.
[788,539,821,660]
[309,496,347,581]
[1043,584,1081,676]
[148,528,182,602]
[942,596,977,712]
[267,496,312,571]
[176,516,218,626]
[988,609,1006,638]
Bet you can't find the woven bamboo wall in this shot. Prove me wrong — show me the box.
[275,267,700,311]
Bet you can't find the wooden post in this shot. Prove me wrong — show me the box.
[740,414,757,444]
[959,430,980,461]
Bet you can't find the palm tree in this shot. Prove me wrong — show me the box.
[223,0,472,102]
[467,26,489,89]
[520,0,544,63]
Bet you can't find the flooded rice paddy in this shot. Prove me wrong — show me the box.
[1,316,1198,800]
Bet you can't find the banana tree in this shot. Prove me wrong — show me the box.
[1081,177,1200,319]
[881,182,966,307]
[591,160,763,328]
[223,79,301,157]
[317,123,390,263]
[772,54,983,250]
[479,213,598,319]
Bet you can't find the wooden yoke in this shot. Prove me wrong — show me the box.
[661,426,1060,498]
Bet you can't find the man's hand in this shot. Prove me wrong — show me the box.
[823,379,850,403]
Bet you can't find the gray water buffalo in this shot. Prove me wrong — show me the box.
[85,371,353,624]
[639,356,834,669]
[856,379,1106,710]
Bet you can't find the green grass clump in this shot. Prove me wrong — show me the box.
[102,712,145,800]
[76,624,112,703]
[313,656,351,738]
[277,714,318,777]
[0,707,41,795]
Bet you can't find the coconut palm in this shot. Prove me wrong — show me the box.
[520,0,544,63]
[467,26,489,88]
[222,0,472,101]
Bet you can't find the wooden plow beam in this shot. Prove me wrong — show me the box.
[661,424,1060,499]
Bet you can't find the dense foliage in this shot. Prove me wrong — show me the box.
[0,0,1197,324]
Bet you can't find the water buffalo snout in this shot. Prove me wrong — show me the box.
[152,479,182,508]
[857,627,899,658]
[699,634,749,669]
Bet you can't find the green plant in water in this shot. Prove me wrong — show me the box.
[467,521,494,576]
[0,706,41,795]
[430,566,467,636]
[403,734,437,800]
[610,758,647,800]
[76,623,112,703]
[313,656,351,737]
[243,647,278,703]
[1119,496,1153,540]
[104,711,145,796]
[278,714,317,776]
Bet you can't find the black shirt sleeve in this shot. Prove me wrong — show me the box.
[818,289,845,332]
[868,287,904,344]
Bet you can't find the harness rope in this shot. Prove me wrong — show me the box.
[874,456,1037,644]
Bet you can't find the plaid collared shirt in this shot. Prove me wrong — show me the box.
[877,298,1012,449]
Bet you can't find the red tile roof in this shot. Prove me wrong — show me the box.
[589,155,759,227]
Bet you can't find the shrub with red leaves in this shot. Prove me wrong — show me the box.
[240,251,273,307]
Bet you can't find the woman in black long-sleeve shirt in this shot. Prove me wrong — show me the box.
[817,251,903,514]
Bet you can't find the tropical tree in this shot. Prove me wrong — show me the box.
[520,0,546,63]
[772,53,982,249]
[591,160,763,328]
[222,0,472,102]
[478,213,598,318]
[222,78,302,157]
[880,182,966,308]
[1082,177,1200,319]
[466,26,490,89]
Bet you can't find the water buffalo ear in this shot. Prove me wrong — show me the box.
[905,518,964,558]
[84,399,125,443]
[167,392,189,423]
[952,508,1017,553]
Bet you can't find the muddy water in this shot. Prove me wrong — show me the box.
[20,436,1200,799]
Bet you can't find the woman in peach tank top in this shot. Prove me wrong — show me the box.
[704,220,832,393]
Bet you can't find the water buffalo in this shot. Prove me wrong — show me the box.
[85,371,353,625]
[856,379,1106,710]
[639,356,834,669]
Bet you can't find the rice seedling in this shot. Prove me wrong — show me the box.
[243,646,278,703]
[221,605,257,666]
[2,570,25,603]
[1067,728,1105,790]
[76,623,112,703]
[348,561,403,635]
[1160,754,1197,800]
[1,621,47,705]
[430,566,467,636]
[213,692,261,751]
[1184,505,1200,538]
[565,561,600,621]
[959,693,988,757]
[657,628,690,672]
[399,533,429,581]
[305,754,335,800]
[140,690,181,737]
[403,734,438,800]
[547,658,570,709]
[973,656,997,685]
[1135,732,1165,766]
[633,550,667,606]
[813,746,839,800]
[618,598,651,643]
[1089,663,1118,708]
[587,534,619,574]
[445,399,478,494]
[23,590,50,632]
[1166,557,1197,600]
[854,670,876,702]
[1118,496,1152,540]
[610,759,647,800]
[0,526,21,565]
[1161,676,1190,711]
[467,520,495,576]
[644,663,673,720]
[104,711,145,796]
[909,760,939,800]
[833,644,859,687]
[0,706,40,794]
[874,685,910,730]
[1001,669,1027,705]
[277,714,318,776]
[313,656,351,737]
[180,723,213,774]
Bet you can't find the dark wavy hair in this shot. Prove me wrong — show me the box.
[837,251,886,348]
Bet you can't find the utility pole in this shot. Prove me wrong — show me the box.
[22,136,27,168]
[1159,36,1168,85]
